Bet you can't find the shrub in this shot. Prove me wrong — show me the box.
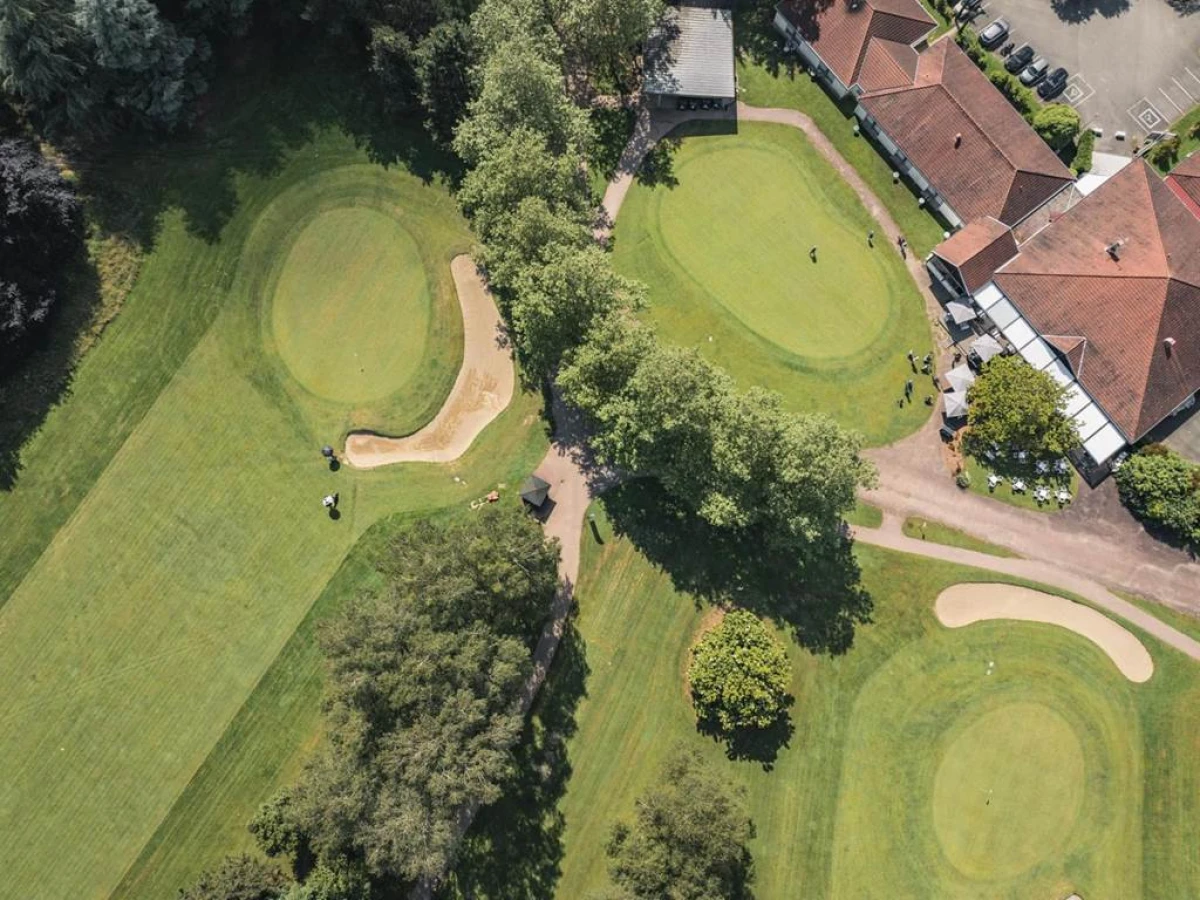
[988,69,1037,117]
[1071,129,1095,175]
[956,28,987,69]
[1148,135,1181,168]
[689,609,791,732]
[1031,103,1081,151]
[1115,445,1200,543]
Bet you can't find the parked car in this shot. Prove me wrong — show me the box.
[1019,57,1050,86]
[1004,44,1035,74]
[955,0,983,19]
[978,18,1010,49]
[1038,67,1069,98]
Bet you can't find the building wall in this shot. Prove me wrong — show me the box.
[772,11,851,100]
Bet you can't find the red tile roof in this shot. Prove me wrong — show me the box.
[777,0,933,89]
[994,160,1200,440]
[1167,152,1200,219]
[859,41,1074,225]
[931,216,1018,292]
[856,38,919,93]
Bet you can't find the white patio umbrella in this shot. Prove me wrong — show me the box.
[944,390,969,418]
[946,301,978,325]
[946,363,976,393]
[973,333,1004,362]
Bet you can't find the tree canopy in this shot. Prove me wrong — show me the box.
[1115,444,1200,543]
[689,610,791,732]
[965,355,1079,458]
[272,506,559,886]
[602,747,755,899]
[0,138,81,349]
[1030,103,1082,150]
[179,855,289,900]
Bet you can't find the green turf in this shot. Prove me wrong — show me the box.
[507,500,1200,899]
[846,500,883,528]
[733,17,948,258]
[270,206,434,405]
[0,71,547,900]
[963,452,1079,513]
[903,516,1020,557]
[613,123,933,446]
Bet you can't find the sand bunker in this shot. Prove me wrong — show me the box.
[344,255,514,467]
[936,583,1153,683]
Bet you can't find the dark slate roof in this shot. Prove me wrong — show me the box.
[994,160,1200,440]
[644,5,736,98]
[859,41,1074,226]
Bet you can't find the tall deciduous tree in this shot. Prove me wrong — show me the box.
[559,315,874,542]
[965,355,1078,457]
[0,138,81,348]
[1030,103,1081,150]
[453,37,591,165]
[689,609,791,732]
[603,747,754,900]
[508,243,643,375]
[1115,444,1200,542]
[282,507,559,885]
[554,0,664,87]
[413,20,473,145]
[180,855,289,900]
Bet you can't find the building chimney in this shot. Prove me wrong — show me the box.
[954,133,962,148]
[1106,241,1122,261]
[1165,337,1176,356]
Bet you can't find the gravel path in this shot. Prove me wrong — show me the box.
[343,255,513,467]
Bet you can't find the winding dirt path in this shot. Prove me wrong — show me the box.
[935,582,1154,682]
[343,255,513,467]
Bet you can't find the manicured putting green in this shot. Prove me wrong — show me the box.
[932,702,1085,880]
[613,123,932,446]
[653,142,888,359]
[271,207,430,404]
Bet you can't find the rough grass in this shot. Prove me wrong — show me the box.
[613,123,932,447]
[496,498,1200,899]
[0,69,547,900]
[903,516,1019,557]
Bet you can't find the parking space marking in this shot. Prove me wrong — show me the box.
[1188,67,1200,89]
[1062,74,1095,108]
[1173,77,1196,102]
[1158,88,1184,116]
[1129,98,1167,132]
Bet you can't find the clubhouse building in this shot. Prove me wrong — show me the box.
[773,0,1074,230]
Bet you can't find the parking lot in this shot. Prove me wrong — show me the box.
[972,0,1200,152]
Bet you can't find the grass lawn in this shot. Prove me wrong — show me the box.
[903,516,1020,557]
[452,493,1200,899]
[734,15,948,258]
[0,62,547,900]
[962,452,1079,513]
[1155,104,1200,173]
[846,500,883,528]
[613,123,932,446]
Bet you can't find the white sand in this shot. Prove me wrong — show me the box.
[936,583,1154,683]
[344,255,514,468]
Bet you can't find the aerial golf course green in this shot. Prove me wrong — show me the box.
[0,76,545,900]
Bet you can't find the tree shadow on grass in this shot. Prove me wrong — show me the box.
[0,248,99,491]
[600,481,873,656]
[439,620,590,900]
[696,706,795,771]
[74,29,462,252]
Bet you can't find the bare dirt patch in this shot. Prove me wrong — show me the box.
[936,583,1153,683]
[344,255,514,466]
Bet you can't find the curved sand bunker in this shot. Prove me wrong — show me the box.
[344,255,514,467]
[936,583,1154,683]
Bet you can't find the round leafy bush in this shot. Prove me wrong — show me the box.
[688,609,791,732]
